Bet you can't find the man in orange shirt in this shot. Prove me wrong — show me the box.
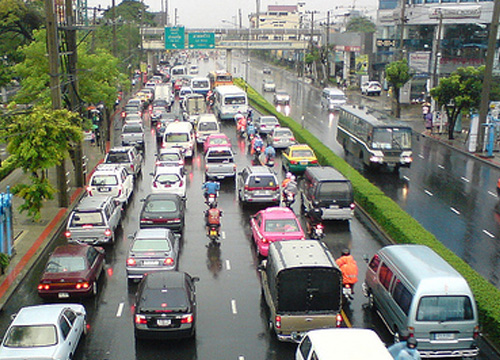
[336,248,358,293]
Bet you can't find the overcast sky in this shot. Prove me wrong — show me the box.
[87,0,379,28]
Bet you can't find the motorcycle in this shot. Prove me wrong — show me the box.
[342,283,354,302]
[238,124,247,138]
[310,222,325,240]
[258,153,275,168]
[205,192,218,207]
[283,190,296,208]
[208,224,220,243]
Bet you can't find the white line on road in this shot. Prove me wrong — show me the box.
[418,154,424,159]
[424,190,433,196]
[116,302,124,317]
[238,357,245,360]
[483,229,496,239]
[231,299,238,315]
[222,231,226,239]
[438,164,445,170]
[403,176,410,181]
[450,207,461,215]
[461,176,470,183]
[488,191,498,198]
[226,260,231,270]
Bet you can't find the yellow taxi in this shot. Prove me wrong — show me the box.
[282,144,318,173]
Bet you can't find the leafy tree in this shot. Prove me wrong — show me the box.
[385,59,413,118]
[430,66,483,140]
[0,62,11,88]
[1,106,82,221]
[346,16,376,33]
[101,0,156,25]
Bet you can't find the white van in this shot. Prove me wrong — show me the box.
[162,121,195,158]
[296,328,393,360]
[320,88,346,111]
[170,65,187,82]
[213,85,248,120]
[195,114,220,144]
[190,77,210,96]
[363,245,479,358]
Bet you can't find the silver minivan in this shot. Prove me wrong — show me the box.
[320,88,346,111]
[363,245,479,358]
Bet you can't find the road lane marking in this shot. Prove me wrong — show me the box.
[418,154,424,159]
[403,176,410,181]
[222,231,226,239]
[231,299,237,314]
[438,164,445,170]
[450,207,460,215]
[483,229,495,239]
[116,302,124,317]
[238,357,245,360]
[341,309,351,328]
[488,191,498,198]
[461,176,470,183]
[226,260,231,270]
[424,190,433,196]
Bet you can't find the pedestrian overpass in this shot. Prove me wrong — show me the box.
[141,27,322,71]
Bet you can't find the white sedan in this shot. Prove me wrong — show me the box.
[0,303,86,360]
[150,166,187,198]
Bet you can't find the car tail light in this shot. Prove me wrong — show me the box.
[350,203,355,210]
[117,185,122,196]
[179,160,184,166]
[336,313,343,327]
[38,284,50,290]
[127,258,137,266]
[275,315,281,329]
[290,137,295,141]
[262,238,268,244]
[164,258,175,266]
[64,230,71,238]
[290,160,297,164]
[131,164,135,171]
[181,314,193,324]
[473,325,480,339]
[121,111,126,118]
[179,179,183,187]
[317,224,324,230]
[104,228,112,237]
[156,123,161,130]
[273,138,280,141]
[135,314,147,324]
[153,182,158,188]
[86,186,92,196]
[311,159,318,164]
[76,282,90,290]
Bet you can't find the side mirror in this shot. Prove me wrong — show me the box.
[192,276,200,283]
[257,260,267,271]
[149,172,154,176]
[363,254,370,263]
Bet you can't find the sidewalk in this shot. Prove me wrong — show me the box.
[0,139,106,310]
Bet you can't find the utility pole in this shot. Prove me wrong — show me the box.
[64,0,84,188]
[165,0,169,26]
[174,8,178,26]
[112,0,117,57]
[326,11,331,82]
[239,8,242,29]
[431,10,443,89]
[398,0,407,60]
[256,0,260,29]
[44,0,68,207]
[477,0,500,152]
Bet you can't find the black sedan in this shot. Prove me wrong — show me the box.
[139,193,185,233]
[134,271,199,339]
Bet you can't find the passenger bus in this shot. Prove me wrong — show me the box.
[213,85,248,120]
[208,71,233,89]
[337,105,412,170]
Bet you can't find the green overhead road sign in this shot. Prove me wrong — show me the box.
[165,27,185,49]
[188,33,215,49]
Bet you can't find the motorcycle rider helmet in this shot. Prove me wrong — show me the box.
[341,248,350,256]
[407,337,417,349]
[290,175,296,181]
[285,172,292,179]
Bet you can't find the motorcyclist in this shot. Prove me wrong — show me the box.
[264,143,276,163]
[202,179,220,201]
[281,172,293,189]
[251,134,264,155]
[247,121,256,140]
[305,207,324,235]
[204,203,223,237]
[389,333,422,360]
[335,248,359,293]
[282,175,298,206]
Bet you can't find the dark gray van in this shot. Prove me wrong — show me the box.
[363,245,479,358]
[300,166,354,221]
[259,240,343,342]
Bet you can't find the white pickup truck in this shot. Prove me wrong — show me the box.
[204,147,236,181]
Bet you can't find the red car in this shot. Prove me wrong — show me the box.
[250,207,305,257]
[203,133,231,154]
[37,243,105,299]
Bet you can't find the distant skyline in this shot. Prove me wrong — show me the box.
[86,0,379,28]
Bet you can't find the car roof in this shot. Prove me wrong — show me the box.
[95,164,126,173]
[52,243,92,257]
[247,165,274,175]
[257,206,297,219]
[144,193,183,202]
[288,144,313,150]
[144,271,187,289]
[108,146,134,154]
[135,228,172,240]
[75,196,112,211]
[13,304,84,326]
[154,166,183,175]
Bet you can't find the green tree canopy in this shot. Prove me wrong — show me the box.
[346,16,376,33]
[430,66,483,140]
[385,59,413,117]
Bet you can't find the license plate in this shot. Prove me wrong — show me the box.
[157,319,171,326]
[143,260,160,266]
[329,205,339,209]
[210,230,217,236]
[58,292,70,299]
[434,333,455,340]
[98,187,111,192]
[300,161,308,165]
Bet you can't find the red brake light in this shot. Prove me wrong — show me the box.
[38,284,50,290]
[336,313,343,327]
[104,228,112,237]
[76,282,90,290]
[164,258,175,266]
[350,203,355,210]
[473,326,479,339]
[135,315,147,324]
[64,230,71,238]
[181,314,193,324]
[275,315,281,329]
[127,258,136,266]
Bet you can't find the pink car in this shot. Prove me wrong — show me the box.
[250,207,305,257]
[203,133,231,154]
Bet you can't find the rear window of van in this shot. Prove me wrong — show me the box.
[317,182,351,200]
[416,296,474,322]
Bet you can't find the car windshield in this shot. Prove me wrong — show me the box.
[155,174,180,184]
[132,239,171,252]
[91,175,118,186]
[106,153,129,163]
[141,287,189,311]
[123,125,143,133]
[46,256,86,273]
[165,133,189,142]
[192,80,208,88]
[291,149,314,158]
[144,199,178,213]
[4,325,57,347]
[198,122,218,131]
[224,96,245,105]
[275,129,292,137]
[264,219,299,232]
[261,118,278,124]
[209,138,229,146]
[248,176,276,188]
[158,153,181,162]
[329,95,345,100]
[70,211,105,227]
[417,296,474,322]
